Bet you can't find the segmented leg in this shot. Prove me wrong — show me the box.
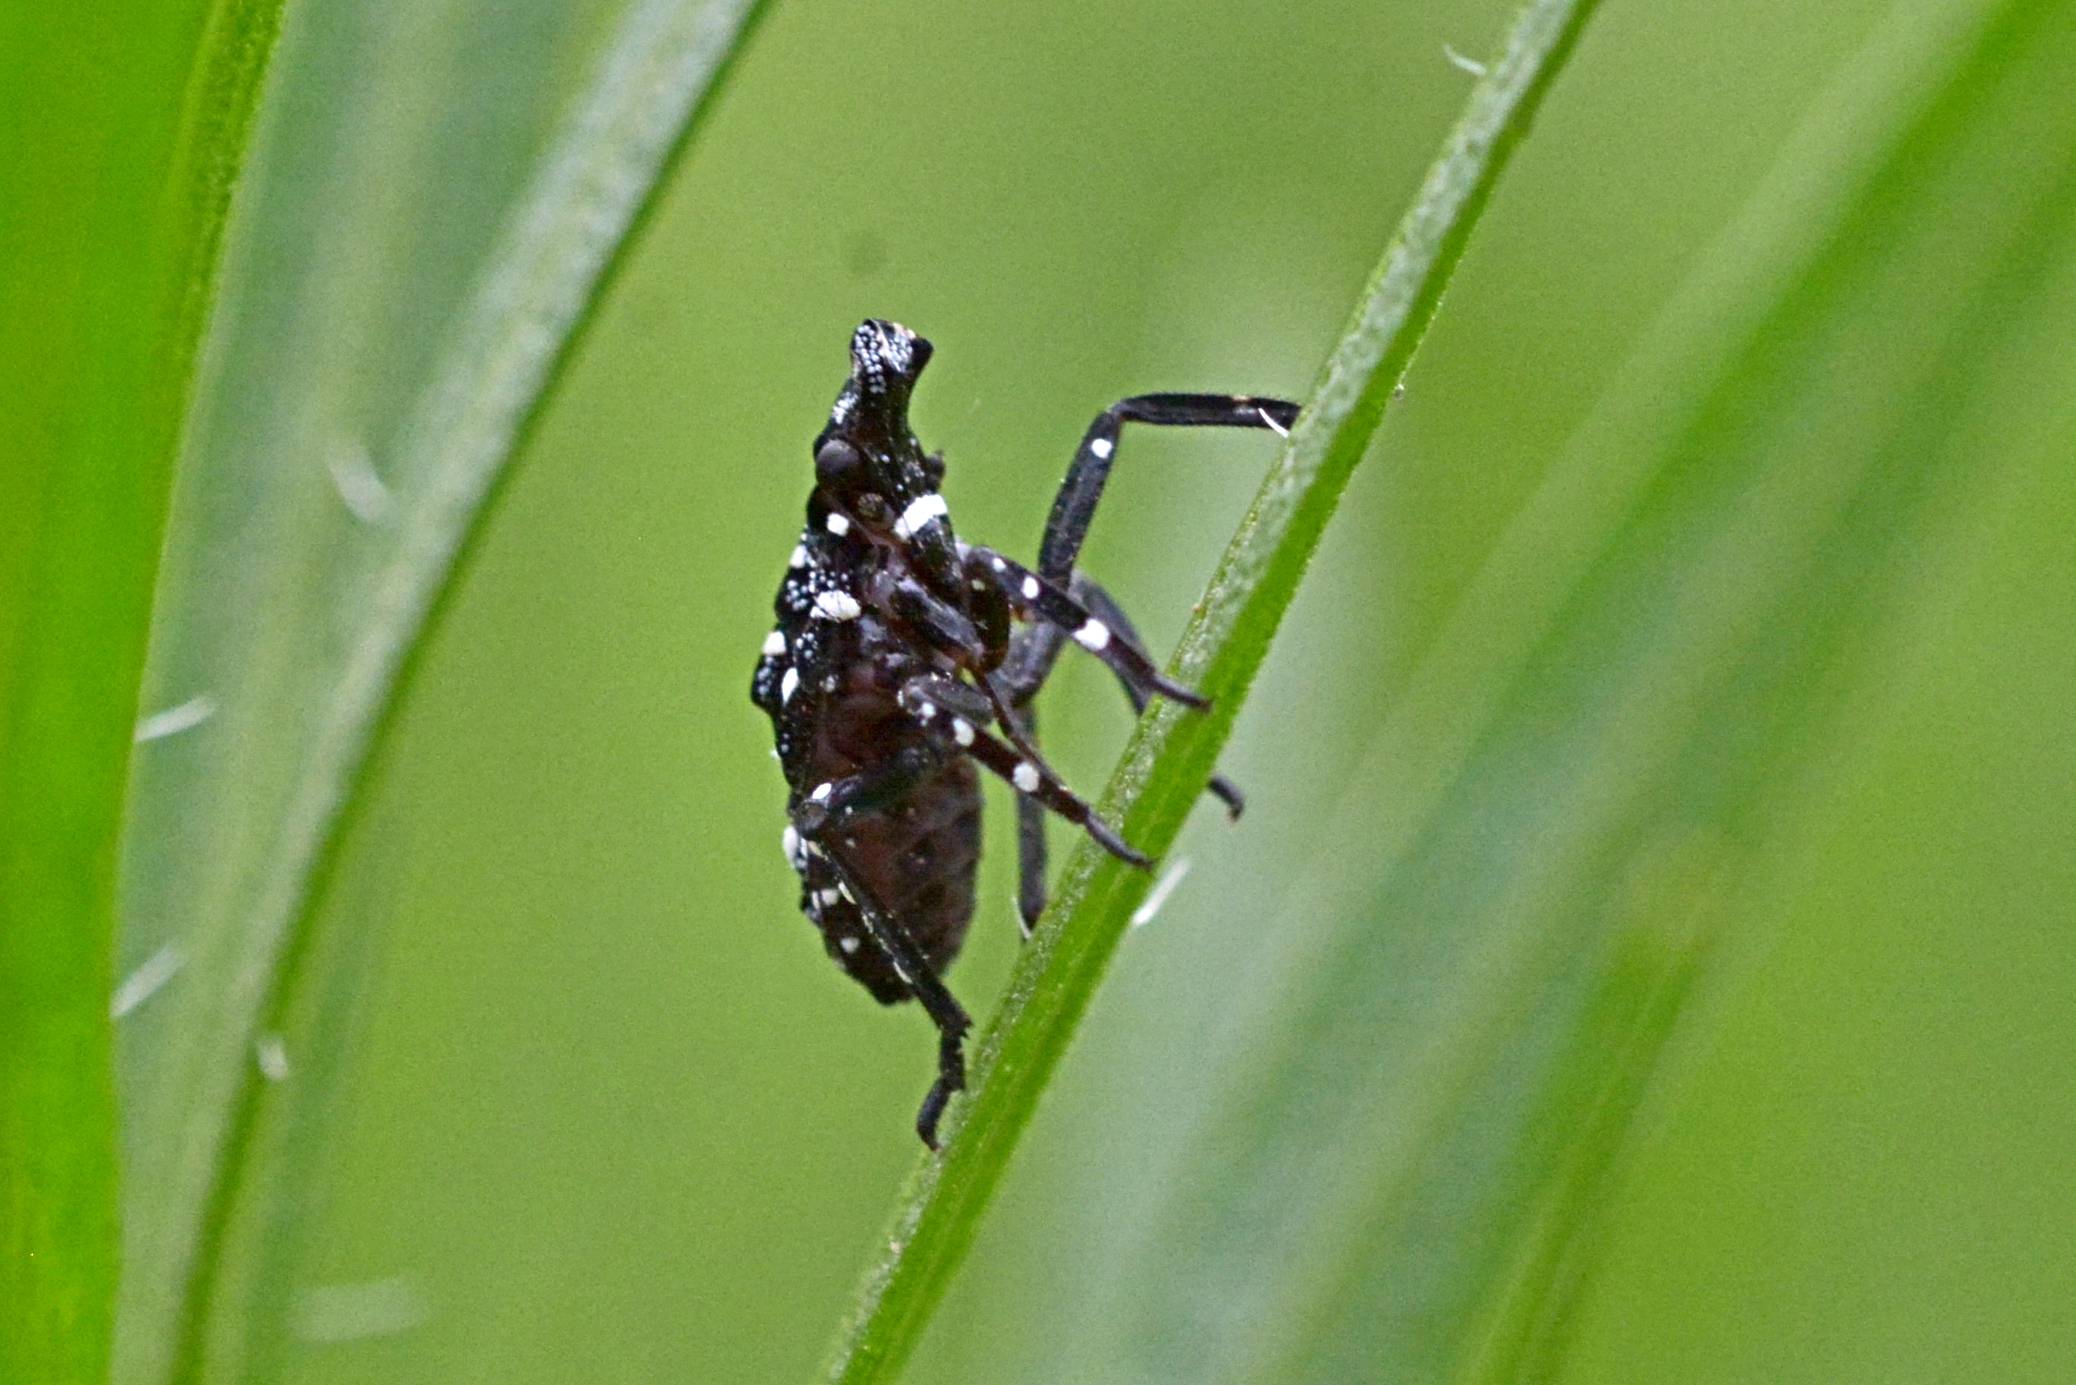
[970,545,1205,708]
[1074,577,1244,819]
[1010,703,1049,933]
[995,573,1244,825]
[790,753,972,1149]
[1038,394,1299,583]
[898,674,1145,869]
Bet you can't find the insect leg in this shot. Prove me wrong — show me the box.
[872,570,986,664]
[895,672,1096,916]
[1038,393,1299,584]
[1070,575,1245,820]
[1011,704,1049,933]
[812,847,972,1150]
[970,546,1206,707]
[991,579,1239,820]
[789,743,944,837]
[959,718,1150,868]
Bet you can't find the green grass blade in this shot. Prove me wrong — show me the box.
[1094,1,2076,1380]
[823,2,1604,1379]
[0,2,287,1379]
[112,2,770,1379]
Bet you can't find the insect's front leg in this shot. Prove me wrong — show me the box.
[869,569,986,667]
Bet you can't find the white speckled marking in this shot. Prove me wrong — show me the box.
[809,782,832,803]
[1020,576,1040,601]
[779,667,800,703]
[894,491,949,539]
[826,512,852,536]
[1012,762,1041,793]
[788,544,808,569]
[952,718,974,747]
[812,589,862,621]
[782,825,801,865]
[762,629,786,656]
[1074,618,1111,652]
[839,935,861,955]
[1089,436,1114,460]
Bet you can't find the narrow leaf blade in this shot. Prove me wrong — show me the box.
[825,3,1606,1379]
[114,1,770,1378]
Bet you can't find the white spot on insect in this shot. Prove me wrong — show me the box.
[991,556,1006,572]
[1256,405,1291,438]
[836,881,855,903]
[1020,576,1040,601]
[894,491,949,539]
[839,935,861,955]
[111,944,184,1019]
[816,887,843,907]
[809,782,833,803]
[292,1276,430,1345]
[789,544,808,569]
[1012,761,1041,793]
[762,629,786,657]
[1130,856,1193,929]
[1089,436,1115,460]
[255,1033,291,1082]
[915,701,937,723]
[1443,42,1488,77]
[135,694,217,743]
[1074,618,1112,652]
[812,589,862,621]
[951,718,974,747]
[826,512,852,536]
[782,825,802,866]
[779,667,800,703]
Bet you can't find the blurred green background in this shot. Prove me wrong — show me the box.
[102,0,2075,1381]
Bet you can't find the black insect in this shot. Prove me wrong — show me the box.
[752,319,1296,1148]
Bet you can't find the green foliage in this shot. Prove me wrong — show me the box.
[1092,2,2076,1380]
[9,0,2072,1382]
[115,1,766,1380]
[0,0,287,1378]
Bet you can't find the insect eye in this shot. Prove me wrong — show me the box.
[815,437,864,485]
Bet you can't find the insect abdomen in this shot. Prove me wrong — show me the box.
[807,757,980,1003]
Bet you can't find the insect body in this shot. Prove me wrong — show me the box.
[752,319,1295,1147]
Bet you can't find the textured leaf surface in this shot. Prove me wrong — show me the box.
[0,0,286,1378]
[1099,2,2076,1379]
[115,2,768,1379]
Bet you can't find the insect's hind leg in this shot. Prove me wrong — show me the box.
[810,844,973,1150]
[1037,393,1298,584]
[788,743,975,1148]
